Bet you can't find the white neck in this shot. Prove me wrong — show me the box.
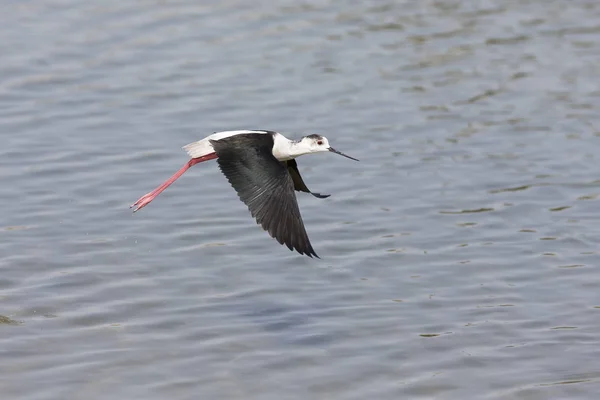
[271,133,308,161]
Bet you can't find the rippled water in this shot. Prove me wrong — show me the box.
[2,1,600,399]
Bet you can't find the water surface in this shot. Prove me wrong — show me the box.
[2,1,600,399]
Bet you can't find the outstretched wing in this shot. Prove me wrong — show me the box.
[210,133,319,258]
[285,159,330,199]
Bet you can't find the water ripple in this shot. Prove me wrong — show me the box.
[3,0,600,399]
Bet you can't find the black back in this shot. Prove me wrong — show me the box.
[210,133,319,258]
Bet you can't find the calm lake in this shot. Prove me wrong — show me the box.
[2,1,600,399]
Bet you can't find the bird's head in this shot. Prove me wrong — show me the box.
[299,134,359,161]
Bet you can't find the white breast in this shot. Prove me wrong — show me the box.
[271,132,296,161]
[182,130,271,158]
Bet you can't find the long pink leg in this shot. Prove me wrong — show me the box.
[130,153,217,212]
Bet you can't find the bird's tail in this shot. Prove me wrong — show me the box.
[182,140,212,159]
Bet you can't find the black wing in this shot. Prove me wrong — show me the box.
[285,159,330,199]
[210,133,319,258]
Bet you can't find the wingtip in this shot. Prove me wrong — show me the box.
[304,249,320,259]
[292,246,320,259]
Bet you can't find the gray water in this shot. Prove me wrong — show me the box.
[2,1,600,399]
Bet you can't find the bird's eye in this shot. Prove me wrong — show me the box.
[317,140,323,145]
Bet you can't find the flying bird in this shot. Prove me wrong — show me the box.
[131,130,358,258]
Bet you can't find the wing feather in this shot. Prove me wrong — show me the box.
[286,159,330,199]
[210,134,319,258]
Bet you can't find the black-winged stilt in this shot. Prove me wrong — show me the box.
[131,130,358,258]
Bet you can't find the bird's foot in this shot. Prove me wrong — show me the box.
[130,192,155,212]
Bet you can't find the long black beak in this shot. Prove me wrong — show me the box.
[329,147,359,161]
